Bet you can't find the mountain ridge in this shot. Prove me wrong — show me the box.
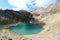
[31,2,60,21]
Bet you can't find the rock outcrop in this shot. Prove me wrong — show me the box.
[0,10,34,25]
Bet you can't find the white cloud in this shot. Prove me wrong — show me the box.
[35,0,49,7]
[35,0,56,8]
[12,8,21,11]
[8,0,56,11]
[8,0,30,10]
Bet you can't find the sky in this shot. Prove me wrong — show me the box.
[0,0,59,11]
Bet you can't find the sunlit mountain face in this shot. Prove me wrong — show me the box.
[0,0,58,11]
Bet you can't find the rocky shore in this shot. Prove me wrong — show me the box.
[0,2,60,40]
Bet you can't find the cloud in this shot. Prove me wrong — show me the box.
[12,8,21,11]
[35,0,56,8]
[8,0,56,11]
[8,0,30,11]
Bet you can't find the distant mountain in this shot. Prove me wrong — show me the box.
[31,2,60,21]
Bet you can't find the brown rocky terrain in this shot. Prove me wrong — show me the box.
[0,2,60,40]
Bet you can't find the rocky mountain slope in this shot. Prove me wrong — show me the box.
[31,2,60,22]
[0,10,34,25]
[0,2,60,40]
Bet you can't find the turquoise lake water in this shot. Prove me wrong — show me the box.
[10,23,43,35]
